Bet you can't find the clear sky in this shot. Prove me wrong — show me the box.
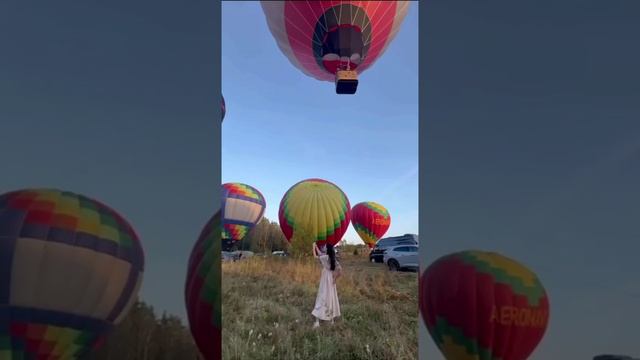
[422,1,640,359]
[221,2,419,245]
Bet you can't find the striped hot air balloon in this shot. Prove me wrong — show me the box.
[351,201,391,249]
[261,1,411,94]
[0,189,145,359]
[278,178,350,247]
[420,250,550,360]
[185,210,221,360]
[221,183,266,251]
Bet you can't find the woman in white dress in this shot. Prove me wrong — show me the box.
[311,242,342,328]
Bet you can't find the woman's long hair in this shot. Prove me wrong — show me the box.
[326,243,336,271]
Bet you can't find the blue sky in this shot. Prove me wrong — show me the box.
[221,2,419,245]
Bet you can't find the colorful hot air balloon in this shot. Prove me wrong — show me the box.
[279,178,350,247]
[0,189,145,359]
[351,201,391,249]
[420,250,550,360]
[261,1,411,94]
[221,183,266,251]
[221,94,226,122]
[185,210,221,360]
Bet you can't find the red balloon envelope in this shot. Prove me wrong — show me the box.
[261,1,410,94]
[185,211,221,360]
[351,201,391,249]
[420,250,550,360]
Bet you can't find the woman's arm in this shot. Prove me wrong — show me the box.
[332,262,342,281]
[312,243,318,258]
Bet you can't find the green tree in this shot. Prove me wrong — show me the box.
[288,225,316,258]
[268,220,288,252]
[241,217,289,254]
[89,300,200,360]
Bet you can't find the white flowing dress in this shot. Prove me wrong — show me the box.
[311,254,341,321]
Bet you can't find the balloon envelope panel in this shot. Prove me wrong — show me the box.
[261,1,410,82]
[351,201,390,248]
[0,189,145,359]
[278,178,350,247]
[221,183,266,242]
[221,95,226,122]
[420,251,549,360]
[185,211,221,360]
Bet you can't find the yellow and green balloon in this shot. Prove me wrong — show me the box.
[278,178,350,247]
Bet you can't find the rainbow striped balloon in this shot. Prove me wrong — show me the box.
[278,178,350,247]
[351,201,391,248]
[420,250,549,360]
[0,189,145,359]
[185,210,221,360]
[221,183,266,244]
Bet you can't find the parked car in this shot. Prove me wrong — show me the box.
[369,234,418,263]
[383,245,419,272]
[222,251,236,262]
[272,250,288,257]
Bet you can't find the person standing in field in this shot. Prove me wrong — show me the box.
[311,241,342,328]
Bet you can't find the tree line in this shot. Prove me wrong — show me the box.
[227,217,289,253]
[89,301,200,360]
[229,217,366,256]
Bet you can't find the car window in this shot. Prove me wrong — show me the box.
[407,246,418,253]
[394,246,407,252]
[397,241,415,245]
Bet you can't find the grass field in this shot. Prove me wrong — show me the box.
[221,253,418,360]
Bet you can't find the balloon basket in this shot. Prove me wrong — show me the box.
[335,70,359,94]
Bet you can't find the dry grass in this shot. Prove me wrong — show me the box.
[222,254,418,360]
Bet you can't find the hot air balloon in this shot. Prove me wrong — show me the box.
[185,210,221,360]
[261,1,411,94]
[279,178,350,247]
[221,183,266,252]
[420,250,550,360]
[351,201,391,249]
[0,189,145,359]
[221,94,226,122]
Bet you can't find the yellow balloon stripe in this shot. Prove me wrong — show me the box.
[440,336,483,360]
[472,252,539,288]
